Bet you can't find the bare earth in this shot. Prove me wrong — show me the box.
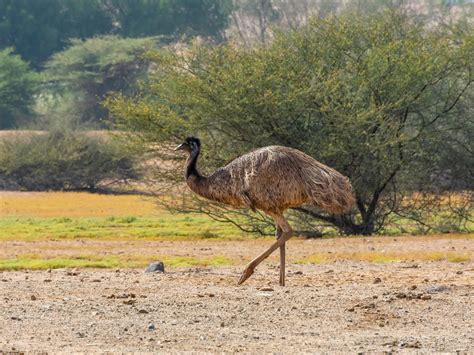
[1,237,473,353]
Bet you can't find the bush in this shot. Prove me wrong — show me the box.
[0,130,137,191]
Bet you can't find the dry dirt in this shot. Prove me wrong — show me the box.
[1,238,473,353]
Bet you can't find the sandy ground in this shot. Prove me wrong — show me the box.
[1,238,473,353]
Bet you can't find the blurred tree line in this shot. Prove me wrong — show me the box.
[0,0,233,129]
[0,0,232,68]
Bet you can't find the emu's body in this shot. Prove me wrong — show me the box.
[187,145,353,215]
[177,137,355,285]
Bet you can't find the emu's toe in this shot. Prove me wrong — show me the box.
[237,266,255,285]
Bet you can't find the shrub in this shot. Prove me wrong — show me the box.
[0,130,137,191]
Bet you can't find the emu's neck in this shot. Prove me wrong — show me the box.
[185,147,202,180]
[185,148,211,199]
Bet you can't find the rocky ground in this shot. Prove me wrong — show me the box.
[1,252,473,353]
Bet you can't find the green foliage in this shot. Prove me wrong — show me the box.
[0,0,232,68]
[0,48,38,128]
[106,10,473,235]
[43,36,159,125]
[109,0,233,41]
[0,129,137,191]
[0,0,113,67]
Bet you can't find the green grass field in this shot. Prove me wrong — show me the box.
[0,215,243,241]
[0,191,244,241]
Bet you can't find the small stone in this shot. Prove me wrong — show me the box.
[347,307,355,312]
[373,277,382,284]
[92,279,101,282]
[220,322,225,327]
[208,293,215,297]
[421,294,431,300]
[409,285,417,290]
[402,340,422,349]
[43,279,52,283]
[123,299,136,305]
[138,309,149,314]
[456,271,463,275]
[396,292,406,299]
[259,287,274,292]
[145,261,165,273]
[294,271,303,275]
[30,295,36,301]
[426,285,449,294]
[148,323,156,331]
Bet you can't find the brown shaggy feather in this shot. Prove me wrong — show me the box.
[186,145,355,215]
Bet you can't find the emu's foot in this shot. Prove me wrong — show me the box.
[237,265,255,285]
[279,275,285,287]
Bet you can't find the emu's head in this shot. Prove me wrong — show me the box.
[174,136,201,154]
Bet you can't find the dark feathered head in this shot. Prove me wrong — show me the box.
[174,136,201,153]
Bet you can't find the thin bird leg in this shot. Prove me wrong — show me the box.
[277,226,285,286]
[238,214,292,285]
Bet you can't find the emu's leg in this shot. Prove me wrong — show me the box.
[277,226,285,286]
[238,214,292,285]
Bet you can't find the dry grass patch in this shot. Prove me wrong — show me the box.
[0,191,160,218]
[296,250,471,264]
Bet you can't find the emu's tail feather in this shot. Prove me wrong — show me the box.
[300,156,356,215]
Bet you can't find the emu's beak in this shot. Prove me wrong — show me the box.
[174,143,186,151]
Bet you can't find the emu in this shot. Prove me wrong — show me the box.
[175,137,355,286]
